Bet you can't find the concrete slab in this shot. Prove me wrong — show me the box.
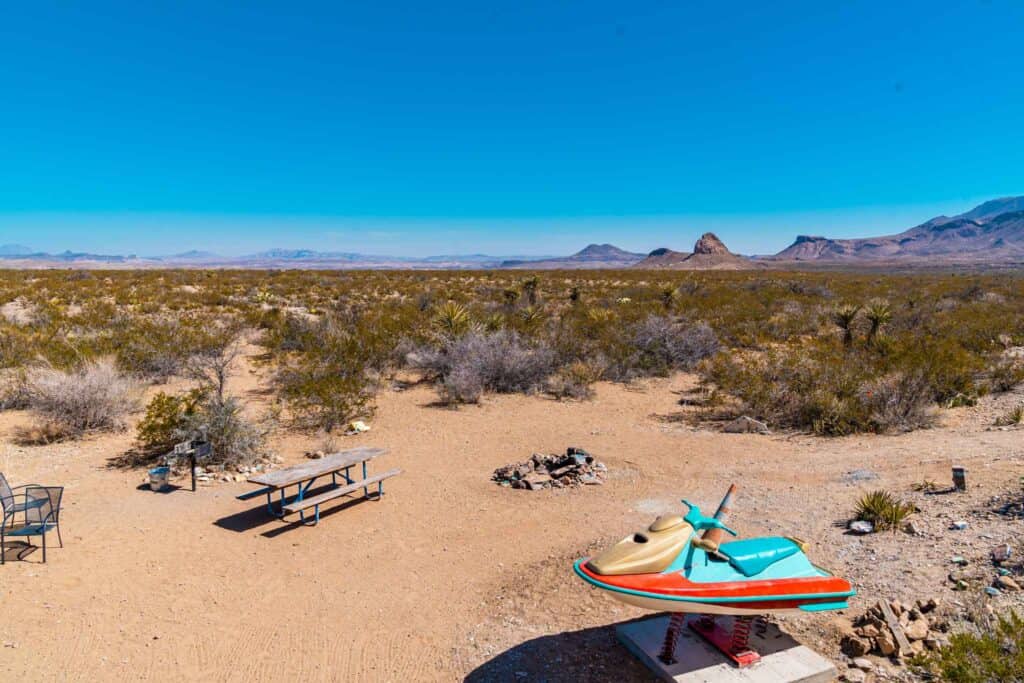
[616,615,837,683]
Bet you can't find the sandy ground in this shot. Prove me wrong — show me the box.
[1,359,1022,682]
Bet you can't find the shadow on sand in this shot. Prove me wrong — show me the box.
[1,540,40,564]
[213,488,378,538]
[463,620,655,683]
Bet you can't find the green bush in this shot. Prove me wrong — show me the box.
[853,490,915,532]
[912,612,1024,682]
[136,389,205,453]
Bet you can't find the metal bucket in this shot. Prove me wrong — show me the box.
[149,466,171,492]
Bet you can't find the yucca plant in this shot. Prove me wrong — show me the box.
[519,306,547,333]
[854,489,915,532]
[521,276,540,306]
[660,286,678,311]
[865,299,892,343]
[831,304,861,347]
[995,403,1024,426]
[431,301,472,339]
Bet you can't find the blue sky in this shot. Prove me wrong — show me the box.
[1,2,1022,257]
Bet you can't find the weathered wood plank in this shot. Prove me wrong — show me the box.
[246,447,387,489]
[282,468,402,513]
[879,600,912,657]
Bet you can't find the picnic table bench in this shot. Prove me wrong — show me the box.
[239,447,400,526]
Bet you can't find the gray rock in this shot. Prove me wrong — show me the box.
[723,415,770,434]
[848,520,874,535]
[842,669,867,683]
[843,469,879,484]
[852,657,873,671]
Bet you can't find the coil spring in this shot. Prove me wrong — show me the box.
[658,612,687,664]
[730,615,753,653]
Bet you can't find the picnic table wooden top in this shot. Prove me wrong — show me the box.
[247,447,387,489]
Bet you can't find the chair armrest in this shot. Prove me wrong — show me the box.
[10,483,44,490]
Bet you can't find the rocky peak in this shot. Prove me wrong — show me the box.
[692,232,731,255]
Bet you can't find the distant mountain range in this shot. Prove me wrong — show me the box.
[500,243,646,269]
[2,195,1022,269]
[772,196,1024,262]
[634,233,760,270]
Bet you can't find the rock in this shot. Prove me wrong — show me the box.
[917,598,940,614]
[985,586,1002,597]
[995,575,1021,592]
[848,520,874,535]
[852,657,873,671]
[904,520,923,535]
[950,556,968,566]
[841,635,872,657]
[843,469,879,484]
[992,544,1012,563]
[924,637,941,651]
[856,624,881,638]
[890,600,905,616]
[347,420,370,433]
[723,415,770,434]
[578,473,604,485]
[876,631,897,656]
[307,451,325,460]
[233,473,246,482]
[950,520,969,530]
[842,670,866,683]
[904,619,929,641]
[523,475,552,490]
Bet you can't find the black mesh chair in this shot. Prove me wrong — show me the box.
[1,485,63,564]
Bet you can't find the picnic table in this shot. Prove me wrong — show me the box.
[240,447,400,526]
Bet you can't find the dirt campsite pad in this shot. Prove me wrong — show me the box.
[1,359,1023,681]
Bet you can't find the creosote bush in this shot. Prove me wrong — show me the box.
[136,389,206,453]
[911,612,1024,682]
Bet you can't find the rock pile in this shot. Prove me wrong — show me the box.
[841,599,948,660]
[493,448,606,490]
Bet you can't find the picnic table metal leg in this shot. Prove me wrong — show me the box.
[362,461,369,497]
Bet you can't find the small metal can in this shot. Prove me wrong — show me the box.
[952,466,967,492]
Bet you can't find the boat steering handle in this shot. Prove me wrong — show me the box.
[681,499,738,536]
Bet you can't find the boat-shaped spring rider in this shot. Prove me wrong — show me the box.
[574,485,855,667]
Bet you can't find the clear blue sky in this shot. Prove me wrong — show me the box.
[1,1,1022,257]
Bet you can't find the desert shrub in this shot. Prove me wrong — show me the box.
[853,490,915,532]
[0,369,32,410]
[547,359,606,400]
[416,330,557,404]
[135,389,206,453]
[22,359,140,436]
[995,404,1024,426]
[13,420,75,445]
[859,372,935,433]
[273,317,381,431]
[989,359,1024,393]
[625,316,720,378]
[174,396,272,469]
[911,612,1024,682]
[117,316,235,381]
